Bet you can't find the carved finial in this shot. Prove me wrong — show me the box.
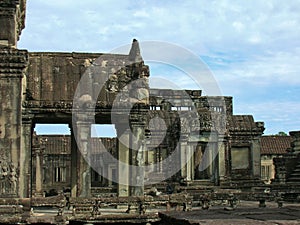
[129,39,143,62]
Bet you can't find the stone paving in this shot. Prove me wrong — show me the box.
[159,201,300,225]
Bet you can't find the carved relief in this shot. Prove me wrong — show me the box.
[106,74,118,92]
[199,112,213,131]
[0,161,18,196]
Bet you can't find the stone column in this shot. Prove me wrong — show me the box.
[191,144,195,181]
[225,138,232,177]
[180,141,187,179]
[131,125,146,196]
[133,138,145,196]
[73,117,92,197]
[186,144,193,181]
[251,137,261,178]
[205,143,213,179]
[217,136,226,184]
[70,126,78,198]
[33,144,43,197]
[211,141,219,185]
[117,128,130,197]
[19,115,33,198]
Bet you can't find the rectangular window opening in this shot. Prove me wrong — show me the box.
[54,167,66,182]
[34,124,70,135]
[91,124,117,138]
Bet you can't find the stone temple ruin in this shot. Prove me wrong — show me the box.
[0,1,300,224]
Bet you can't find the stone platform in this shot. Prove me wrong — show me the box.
[1,199,299,224]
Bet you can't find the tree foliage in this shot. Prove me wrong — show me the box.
[276,131,288,136]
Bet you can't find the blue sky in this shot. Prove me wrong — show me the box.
[18,0,300,135]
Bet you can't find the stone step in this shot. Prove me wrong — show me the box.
[288,180,300,183]
[189,179,214,186]
[147,173,166,183]
[289,178,300,182]
[285,181,300,186]
[290,171,300,175]
[288,177,300,182]
[292,173,300,177]
[290,172,300,177]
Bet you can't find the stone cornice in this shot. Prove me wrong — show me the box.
[0,48,28,77]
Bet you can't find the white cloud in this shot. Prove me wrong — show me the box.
[234,101,300,134]
[232,21,244,32]
[212,48,300,87]
[133,10,150,18]
[248,34,262,44]
[21,0,300,54]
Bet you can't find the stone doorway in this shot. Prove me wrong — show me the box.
[31,124,71,197]
[194,142,218,182]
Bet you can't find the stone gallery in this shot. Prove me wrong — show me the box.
[0,1,299,224]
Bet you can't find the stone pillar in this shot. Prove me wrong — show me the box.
[19,115,33,198]
[73,117,92,197]
[180,141,187,179]
[290,131,300,153]
[251,137,261,178]
[273,157,289,184]
[211,141,219,184]
[225,138,232,177]
[191,145,195,180]
[186,144,193,181]
[158,148,162,172]
[218,136,226,183]
[117,128,130,197]
[133,137,145,196]
[129,124,146,196]
[206,143,213,179]
[70,126,77,198]
[33,145,43,197]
